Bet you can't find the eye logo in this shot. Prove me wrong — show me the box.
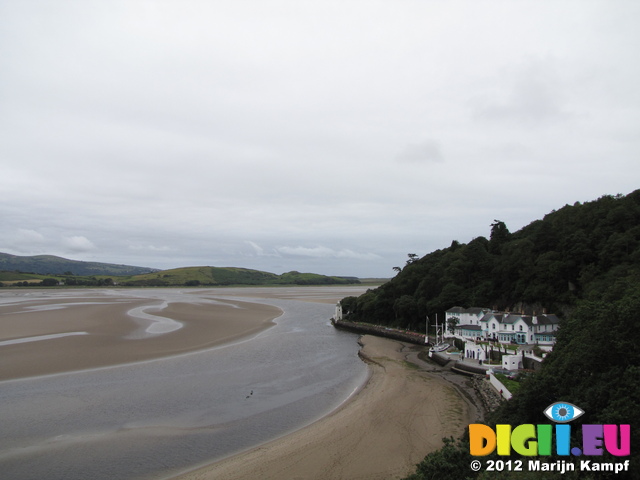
[543,402,584,423]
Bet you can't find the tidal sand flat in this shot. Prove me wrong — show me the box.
[0,289,281,380]
[174,335,475,480]
[0,287,370,480]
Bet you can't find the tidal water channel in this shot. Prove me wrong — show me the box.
[0,289,369,480]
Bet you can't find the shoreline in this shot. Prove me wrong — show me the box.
[0,292,283,381]
[172,334,478,480]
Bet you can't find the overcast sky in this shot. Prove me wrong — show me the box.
[1,1,639,277]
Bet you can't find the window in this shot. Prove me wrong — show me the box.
[519,325,523,331]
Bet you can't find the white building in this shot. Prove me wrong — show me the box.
[448,307,560,346]
[334,303,343,321]
[502,354,522,371]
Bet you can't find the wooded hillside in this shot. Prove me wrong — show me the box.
[342,190,640,330]
[394,190,640,480]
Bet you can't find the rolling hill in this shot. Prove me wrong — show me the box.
[0,252,159,276]
[0,254,361,287]
[121,266,360,286]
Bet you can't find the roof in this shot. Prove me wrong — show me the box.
[501,314,529,325]
[457,324,482,331]
[467,307,490,314]
[535,331,557,337]
[480,313,503,322]
[536,314,560,325]
[447,306,491,315]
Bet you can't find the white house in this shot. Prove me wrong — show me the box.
[464,341,488,362]
[502,354,522,371]
[446,306,490,328]
[453,308,560,346]
[446,306,492,339]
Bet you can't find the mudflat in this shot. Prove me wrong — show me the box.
[174,335,475,480]
[0,289,283,380]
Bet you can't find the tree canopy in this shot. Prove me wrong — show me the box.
[343,190,640,330]
[390,190,640,480]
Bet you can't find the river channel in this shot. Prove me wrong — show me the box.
[0,287,370,480]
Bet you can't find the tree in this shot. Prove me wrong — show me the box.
[406,253,419,265]
[489,220,510,254]
[393,295,418,329]
[403,437,473,480]
[446,316,460,334]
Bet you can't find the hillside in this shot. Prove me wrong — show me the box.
[342,190,640,330]
[0,253,158,276]
[0,262,361,287]
[121,266,360,286]
[373,190,640,480]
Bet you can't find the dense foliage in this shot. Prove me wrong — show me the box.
[391,190,640,479]
[342,190,640,330]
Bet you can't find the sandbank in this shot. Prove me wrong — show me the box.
[0,293,281,380]
[196,285,370,304]
[174,335,476,480]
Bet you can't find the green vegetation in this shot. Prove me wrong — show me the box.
[494,373,521,394]
[381,190,640,480]
[342,191,640,330]
[118,266,359,286]
[0,252,158,276]
[0,265,360,287]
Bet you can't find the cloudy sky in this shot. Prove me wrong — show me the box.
[1,1,639,277]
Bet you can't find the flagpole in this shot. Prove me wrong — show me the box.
[425,315,429,344]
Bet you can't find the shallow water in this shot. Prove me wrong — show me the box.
[0,289,369,480]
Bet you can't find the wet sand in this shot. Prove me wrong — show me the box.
[194,285,371,304]
[174,335,475,480]
[0,291,282,380]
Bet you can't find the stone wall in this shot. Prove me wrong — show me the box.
[332,319,427,346]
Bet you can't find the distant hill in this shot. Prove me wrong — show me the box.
[0,253,159,277]
[0,254,361,287]
[121,266,360,286]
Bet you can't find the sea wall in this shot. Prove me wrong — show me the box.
[428,351,451,366]
[450,361,487,376]
[332,319,427,346]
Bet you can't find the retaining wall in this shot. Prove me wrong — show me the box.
[332,320,427,346]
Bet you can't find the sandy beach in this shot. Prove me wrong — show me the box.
[0,290,282,380]
[174,335,476,480]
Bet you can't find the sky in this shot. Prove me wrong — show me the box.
[1,1,639,278]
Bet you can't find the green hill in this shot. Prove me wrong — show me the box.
[121,266,360,286]
[0,255,361,288]
[0,253,158,276]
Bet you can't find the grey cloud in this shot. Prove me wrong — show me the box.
[470,58,571,125]
[396,140,444,164]
[276,246,381,261]
[60,236,97,254]
[1,1,639,277]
